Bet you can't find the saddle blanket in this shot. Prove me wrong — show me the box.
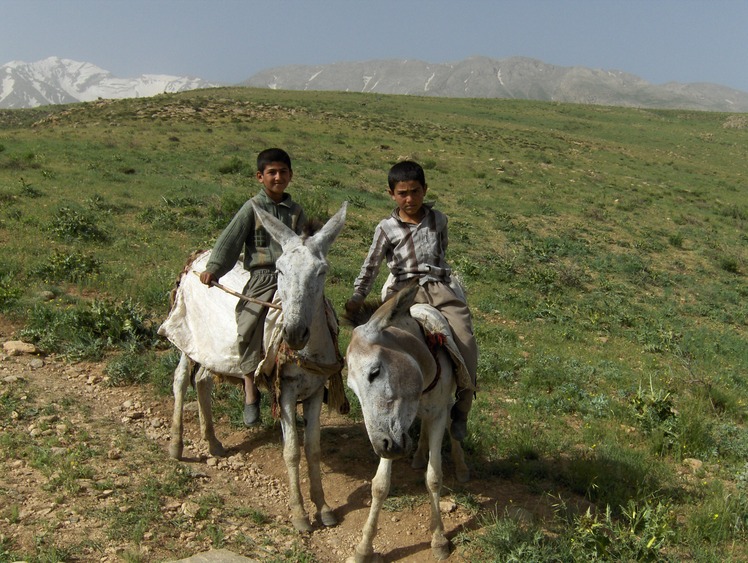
[158,250,253,376]
[410,304,475,392]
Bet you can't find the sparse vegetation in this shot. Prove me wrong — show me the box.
[0,88,746,561]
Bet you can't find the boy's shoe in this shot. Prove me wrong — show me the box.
[243,395,262,427]
[450,418,467,441]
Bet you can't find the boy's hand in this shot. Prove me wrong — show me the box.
[200,271,217,286]
[345,297,363,314]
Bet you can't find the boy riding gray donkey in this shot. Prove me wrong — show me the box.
[346,160,478,441]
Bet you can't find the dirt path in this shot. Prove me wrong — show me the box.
[1,319,550,562]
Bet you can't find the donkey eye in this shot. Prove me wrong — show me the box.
[367,366,380,383]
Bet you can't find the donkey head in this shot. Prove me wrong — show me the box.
[346,281,437,459]
[252,202,347,350]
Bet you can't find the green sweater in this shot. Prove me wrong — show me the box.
[205,189,306,279]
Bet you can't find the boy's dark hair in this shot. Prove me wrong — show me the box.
[388,160,426,191]
[257,148,292,173]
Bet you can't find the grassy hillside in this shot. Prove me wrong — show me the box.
[1,87,746,561]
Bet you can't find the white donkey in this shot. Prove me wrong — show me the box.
[345,281,472,562]
[160,201,347,533]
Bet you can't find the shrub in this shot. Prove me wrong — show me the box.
[719,255,740,274]
[631,377,679,455]
[19,178,43,198]
[0,272,21,311]
[218,156,251,175]
[49,205,109,242]
[20,298,158,360]
[31,250,101,283]
[105,352,150,386]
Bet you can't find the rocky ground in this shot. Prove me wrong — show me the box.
[0,316,547,562]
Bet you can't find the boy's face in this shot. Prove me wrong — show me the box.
[257,161,293,202]
[390,180,427,222]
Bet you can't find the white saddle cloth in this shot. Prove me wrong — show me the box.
[409,304,474,392]
[158,250,249,376]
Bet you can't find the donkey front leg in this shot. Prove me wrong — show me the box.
[303,389,337,527]
[348,457,392,563]
[169,353,191,459]
[195,368,226,457]
[426,419,450,560]
[279,390,313,532]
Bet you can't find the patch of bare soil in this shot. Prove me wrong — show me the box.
[0,316,551,562]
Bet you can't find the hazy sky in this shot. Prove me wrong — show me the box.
[3,0,747,92]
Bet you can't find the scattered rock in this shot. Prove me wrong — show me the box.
[3,374,25,383]
[683,458,704,473]
[182,500,201,518]
[439,500,457,513]
[3,340,38,356]
[169,548,258,562]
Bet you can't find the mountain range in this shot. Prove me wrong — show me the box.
[244,56,748,113]
[0,57,218,109]
[3,56,747,112]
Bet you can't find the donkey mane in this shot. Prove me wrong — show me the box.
[340,299,382,328]
[342,279,423,329]
[301,217,324,238]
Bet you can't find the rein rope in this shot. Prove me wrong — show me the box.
[192,271,281,310]
[422,331,447,394]
[269,300,348,419]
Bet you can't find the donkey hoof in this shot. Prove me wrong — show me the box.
[347,552,383,563]
[456,466,470,484]
[319,508,337,527]
[207,441,226,458]
[432,536,451,560]
[292,516,313,533]
[411,454,427,470]
[168,442,183,460]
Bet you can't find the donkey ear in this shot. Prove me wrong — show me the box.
[251,202,299,248]
[391,279,419,316]
[309,202,347,255]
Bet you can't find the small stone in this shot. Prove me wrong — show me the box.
[3,341,37,356]
[439,500,457,513]
[182,500,200,517]
[683,458,704,473]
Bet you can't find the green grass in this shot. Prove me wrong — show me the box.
[1,87,746,560]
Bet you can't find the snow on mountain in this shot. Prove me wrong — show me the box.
[0,57,218,109]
